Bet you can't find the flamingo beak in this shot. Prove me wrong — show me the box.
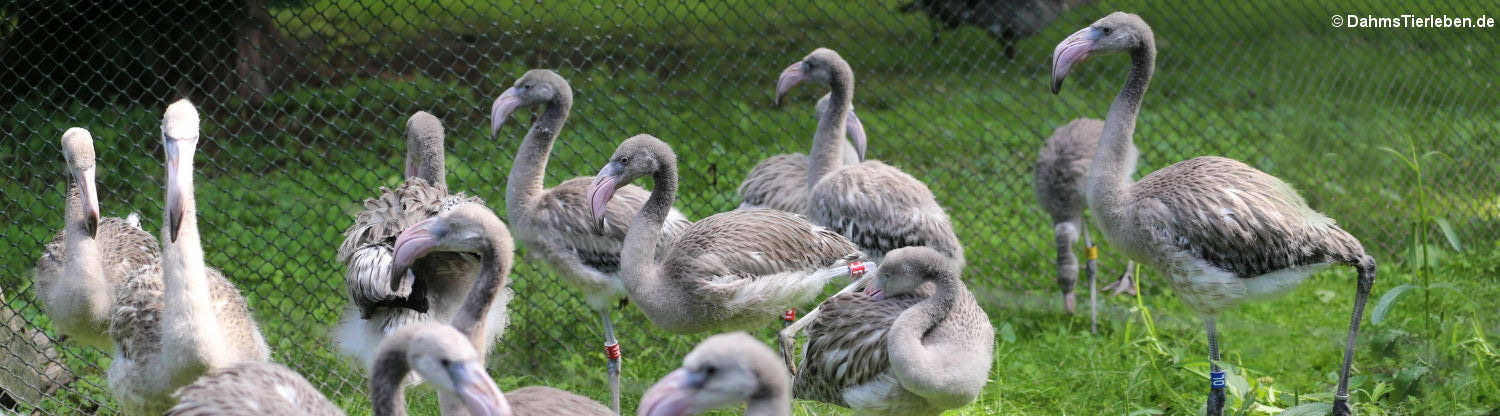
[447,361,512,416]
[390,217,441,293]
[489,87,524,137]
[638,368,708,416]
[1051,27,1099,94]
[586,162,622,229]
[845,110,867,161]
[79,167,100,238]
[163,139,193,243]
[774,62,808,107]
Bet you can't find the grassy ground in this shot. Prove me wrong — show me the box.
[1,0,1497,414]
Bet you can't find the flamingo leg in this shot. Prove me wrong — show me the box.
[1082,220,1099,334]
[600,310,621,414]
[1333,261,1375,416]
[777,271,876,375]
[1205,317,1225,416]
[1103,260,1139,296]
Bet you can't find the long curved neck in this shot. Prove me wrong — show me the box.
[619,158,679,316]
[60,180,108,320]
[506,93,572,221]
[162,158,229,372]
[370,346,411,416]
[451,239,510,356]
[745,379,791,416]
[1087,41,1155,222]
[885,272,962,381]
[807,67,854,191]
[407,137,447,191]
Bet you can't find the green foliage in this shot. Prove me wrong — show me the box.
[1,0,1496,415]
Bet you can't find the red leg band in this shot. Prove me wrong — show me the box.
[849,261,867,278]
[604,342,621,360]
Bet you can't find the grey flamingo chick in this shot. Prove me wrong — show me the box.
[737,93,868,212]
[335,112,509,373]
[1051,12,1375,416]
[34,127,158,349]
[392,203,613,416]
[772,47,963,363]
[774,48,963,266]
[108,99,270,415]
[167,324,507,416]
[491,69,692,413]
[792,246,993,415]
[1035,117,1138,332]
[587,134,864,335]
[638,332,791,416]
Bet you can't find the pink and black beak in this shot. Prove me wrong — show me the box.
[638,367,711,416]
[489,87,525,137]
[446,360,512,416]
[390,217,442,294]
[1051,26,1101,94]
[586,162,623,229]
[163,137,193,243]
[78,166,100,238]
[774,61,809,107]
[846,109,868,161]
[866,277,885,300]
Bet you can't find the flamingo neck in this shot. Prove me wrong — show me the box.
[506,92,572,222]
[407,137,447,191]
[162,167,230,373]
[745,379,791,416]
[807,65,854,191]
[619,159,681,324]
[450,240,512,357]
[1088,41,1155,228]
[369,346,411,416]
[59,181,108,326]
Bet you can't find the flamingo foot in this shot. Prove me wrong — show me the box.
[1102,265,1138,296]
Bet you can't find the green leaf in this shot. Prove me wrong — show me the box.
[1375,146,1416,171]
[1372,284,1417,325]
[1278,402,1333,416]
[1433,216,1462,252]
[998,322,1016,344]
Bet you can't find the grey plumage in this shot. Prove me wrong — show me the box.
[34,127,160,349]
[497,70,691,310]
[494,69,690,413]
[777,48,964,267]
[639,332,792,416]
[169,322,508,416]
[166,362,345,416]
[1033,118,1137,321]
[1051,13,1374,416]
[793,247,993,415]
[807,161,964,266]
[335,112,509,371]
[167,205,519,416]
[589,134,862,334]
[109,99,270,415]
[737,94,865,212]
[506,386,614,416]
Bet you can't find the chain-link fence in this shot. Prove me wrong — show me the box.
[1,0,1495,414]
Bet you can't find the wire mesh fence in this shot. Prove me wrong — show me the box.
[1,0,1495,413]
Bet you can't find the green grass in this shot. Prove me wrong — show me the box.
[1,0,1496,414]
